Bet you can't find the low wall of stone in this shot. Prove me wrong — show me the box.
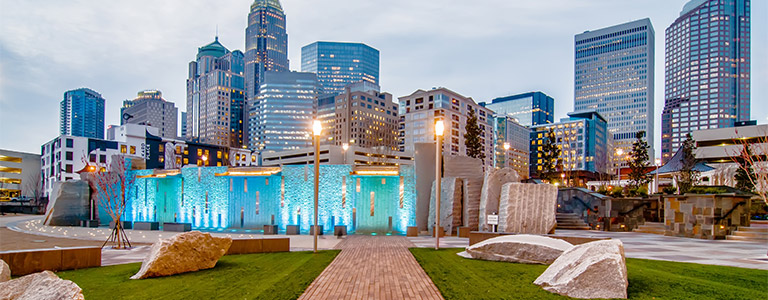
[664,194,752,239]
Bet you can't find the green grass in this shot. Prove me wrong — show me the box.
[57,250,339,300]
[410,248,768,300]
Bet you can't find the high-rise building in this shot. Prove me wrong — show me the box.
[186,37,246,147]
[60,88,105,139]
[248,71,320,152]
[492,116,530,178]
[317,82,399,150]
[661,0,750,163]
[399,88,494,167]
[180,111,187,138]
[484,92,554,127]
[120,90,178,139]
[245,0,289,102]
[301,41,380,95]
[574,18,655,158]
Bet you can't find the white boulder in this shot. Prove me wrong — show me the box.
[0,270,84,300]
[0,259,10,282]
[459,235,573,264]
[131,231,232,279]
[478,168,520,231]
[534,239,628,299]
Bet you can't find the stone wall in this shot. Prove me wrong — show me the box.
[479,168,520,231]
[498,183,557,234]
[664,194,752,239]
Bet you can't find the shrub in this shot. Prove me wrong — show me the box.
[663,186,677,195]
[637,186,649,197]
[596,186,609,195]
[610,187,624,198]
[688,187,730,194]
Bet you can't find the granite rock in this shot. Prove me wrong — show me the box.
[498,183,557,234]
[130,231,232,279]
[44,180,91,226]
[460,235,573,264]
[0,259,10,282]
[534,239,628,299]
[0,270,84,300]
[479,168,520,231]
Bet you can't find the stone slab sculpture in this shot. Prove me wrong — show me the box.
[534,239,628,299]
[131,231,232,279]
[44,180,91,226]
[428,177,461,234]
[497,183,557,234]
[0,270,84,300]
[478,168,520,231]
[443,155,485,230]
[0,259,10,282]
[458,234,573,264]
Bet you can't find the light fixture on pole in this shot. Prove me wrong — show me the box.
[342,143,349,165]
[655,158,661,193]
[615,148,624,187]
[561,172,566,187]
[434,120,444,250]
[201,154,208,166]
[313,120,322,253]
[503,142,510,168]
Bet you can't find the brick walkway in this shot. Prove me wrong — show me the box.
[298,235,444,300]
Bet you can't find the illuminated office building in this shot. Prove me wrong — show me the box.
[244,0,289,101]
[60,88,105,139]
[484,92,554,127]
[301,41,379,95]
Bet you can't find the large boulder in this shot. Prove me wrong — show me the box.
[459,235,573,264]
[131,231,232,279]
[498,183,557,234]
[479,168,520,231]
[44,180,91,226]
[534,239,628,299]
[0,259,10,282]
[0,270,84,300]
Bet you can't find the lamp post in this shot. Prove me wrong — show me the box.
[561,172,566,187]
[201,154,208,166]
[503,142,510,168]
[342,143,349,165]
[313,120,322,253]
[434,120,444,250]
[615,149,624,187]
[654,158,661,193]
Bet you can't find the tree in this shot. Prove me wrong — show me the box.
[676,133,699,194]
[464,109,485,163]
[87,155,134,249]
[539,128,561,182]
[729,128,768,205]
[23,169,43,202]
[628,131,652,189]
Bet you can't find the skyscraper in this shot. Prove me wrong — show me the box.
[186,37,246,147]
[301,41,380,95]
[492,116,530,178]
[60,88,105,139]
[484,91,554,127]
[248,71,320,152]
[245,0,289,101]
[574,18,655,158]
[661,0,750,163]
[180,111,187,138]
[120,90,178,139]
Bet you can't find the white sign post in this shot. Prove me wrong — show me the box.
[487,214,499,233]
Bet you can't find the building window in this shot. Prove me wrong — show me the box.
[121,145,127,153]
[66,139,73,148]
[65,152,73,160]
[130,146,136,154]
[100,155,106,163]
[159,144,164,153]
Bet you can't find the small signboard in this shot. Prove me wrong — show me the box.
[487,214,499,225]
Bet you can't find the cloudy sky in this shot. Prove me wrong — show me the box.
[1,0,765,156]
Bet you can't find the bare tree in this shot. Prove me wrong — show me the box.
[728,128,768,205]
[23,169,43,202]
[87,155,134,249]
[164,141,182,169]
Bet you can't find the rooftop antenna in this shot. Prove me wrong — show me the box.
[215,25,219,41]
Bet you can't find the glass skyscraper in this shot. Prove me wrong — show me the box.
[301,41,379,95]
[245,0,289,101]
[248,71,320,152]
[60,88,105,139]
[484,91,554,127]
[661,0,750,163]
[574,18,655,157]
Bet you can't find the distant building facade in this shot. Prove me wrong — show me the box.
[0,149,41,200]
[180,111,187,138]
[661,0,751,163]
[575,18,655,158]
[301,41,379,95]
[120,90,178,139]
[484,91,554,127]
[186,37,246,147]
[60,88,105,139]
[248,71,320,152]
[245,0,289,101]
[492,116,530,178]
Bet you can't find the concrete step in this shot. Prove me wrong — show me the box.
[557,225,592,230]
[738,226,768,233]
[732,231,768,238]
[749,220,768,227]
[726,235,768,241]
[633,229,666,234]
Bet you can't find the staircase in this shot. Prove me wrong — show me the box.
[633,222,667,235]
[726,220,768,242]
[556,213,591,230]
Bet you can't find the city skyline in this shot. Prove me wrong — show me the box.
[1,0,765,155]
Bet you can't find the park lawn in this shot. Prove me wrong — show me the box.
[57,250,339,300]
[410,248,768,300]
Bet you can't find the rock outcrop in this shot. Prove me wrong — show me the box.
[44,180,91,226]
[131,231,232,279]
[0,259,10,282]
[0,270,84,300]
[534,239,628,299]
[497,183,557,234]
[478,168,520,231]
[459,235,573,264]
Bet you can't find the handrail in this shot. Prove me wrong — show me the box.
[619,202,651,216]
[572,196,599,213]
[715,201,746,223]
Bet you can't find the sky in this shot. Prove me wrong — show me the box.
[0,0,765,156]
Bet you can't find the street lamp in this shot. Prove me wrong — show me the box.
[342,143,349,165]
[654,158,661,193]
[615,149,624,187]
[503,142,510,168]
[434,120,444,250]
[313,120,322,253]
[201,154,208,166]
[561,172,566,187]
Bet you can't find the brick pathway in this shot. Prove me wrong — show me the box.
[298,235,444,300]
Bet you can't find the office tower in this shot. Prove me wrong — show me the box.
[661,0,750,162]
[575,18,655,158]
[484,91,554,127]
[529,111,609,181]
[248,71,320,152]
[180,111,187,138]
[317,82,398,149]
[399,88,494,167]
[120,90,178,139]
[244,0,289,101]
[301,41,380,95]
[186,37,246,147]
[492,116,530,178]
[59,88,105,139]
